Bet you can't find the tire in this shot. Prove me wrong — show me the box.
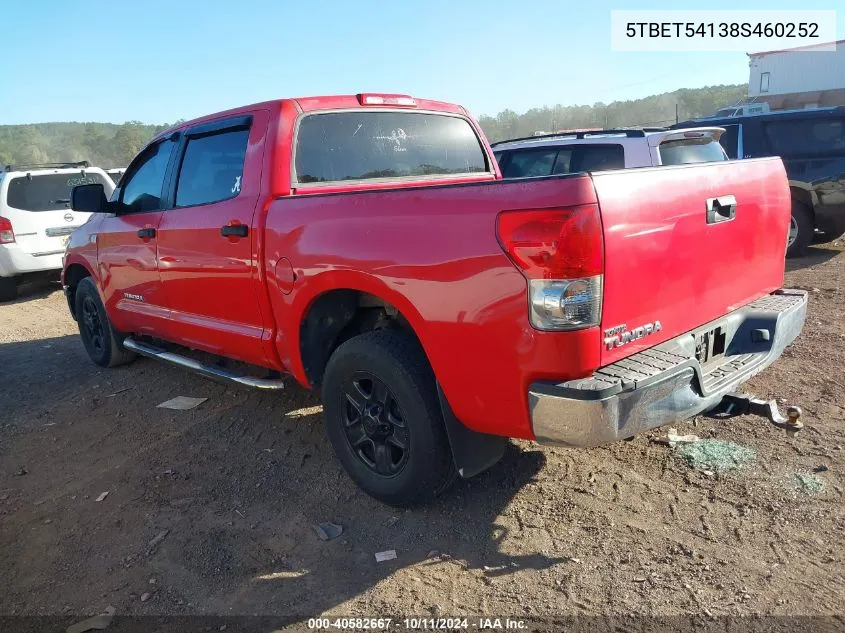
[322,329,457,506]
[0,277,17,302]
[74,277,136,368]
[786,201,814,258]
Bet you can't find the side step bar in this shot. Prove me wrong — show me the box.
[123,337,285,390]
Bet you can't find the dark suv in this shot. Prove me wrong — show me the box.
[674,107,845,257]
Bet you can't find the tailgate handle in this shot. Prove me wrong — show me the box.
[706,196,737,224]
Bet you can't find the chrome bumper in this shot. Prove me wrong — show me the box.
[528,289,808,447]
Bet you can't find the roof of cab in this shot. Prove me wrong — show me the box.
[152,95,468,144]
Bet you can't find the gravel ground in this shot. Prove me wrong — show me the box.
[1,244,843,631]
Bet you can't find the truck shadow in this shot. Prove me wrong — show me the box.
[0,334,564,621]
[238,445,559,623]
[786,245,840,272]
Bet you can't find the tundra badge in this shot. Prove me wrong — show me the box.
[604,321,662,350]
[123,293,144,302]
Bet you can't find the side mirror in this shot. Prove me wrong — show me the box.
[71,184,110,214]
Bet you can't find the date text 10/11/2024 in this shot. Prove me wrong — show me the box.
[307,618,528,630]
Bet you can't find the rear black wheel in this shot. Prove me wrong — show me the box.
[74,277,136,368]
[322,330,456,506]
[340,371,410,477]
[0,277,17,302]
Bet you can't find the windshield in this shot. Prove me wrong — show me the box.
[659,137,727,165]
[6,172,111,212]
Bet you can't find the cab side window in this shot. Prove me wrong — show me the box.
[120,139,175,213]
[175,129,250,207]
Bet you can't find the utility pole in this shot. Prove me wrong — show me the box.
[675,103,679,124]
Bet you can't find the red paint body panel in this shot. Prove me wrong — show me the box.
[594,158,790,365]
[96,211,168,335]
[155,110,271,367]
[264,175,602,439]
[63,95,793,443]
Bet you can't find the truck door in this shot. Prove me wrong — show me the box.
[96,137,176,336]
[154,111,270,367]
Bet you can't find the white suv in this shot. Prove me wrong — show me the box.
[0,162,115,301]
[492,127,728,178]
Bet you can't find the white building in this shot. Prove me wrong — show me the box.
[748,39,845,110]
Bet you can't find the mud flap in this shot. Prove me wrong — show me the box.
[437,383,507,479]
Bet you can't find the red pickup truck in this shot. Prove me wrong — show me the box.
[63,93,807,505]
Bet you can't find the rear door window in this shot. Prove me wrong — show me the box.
[295,112,488,184]
[501,144,623,178]
[6,172,111,212]
[659,138,727,165]
[574,145,625,171]
[175,128,250,207]
[500,148,557,178]
[764,117,845,156]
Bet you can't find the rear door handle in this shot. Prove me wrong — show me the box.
[221,224,248,238]
[706,195,737,224]
[137,227,156,239]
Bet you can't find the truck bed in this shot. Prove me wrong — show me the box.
[263,157,791,439]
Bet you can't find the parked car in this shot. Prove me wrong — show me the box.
[63,93,805,505]
[491,127,728,179]
[105,168,126,186]
[703,102,770,118]
[0,162,114,301]
[673,106,845,257]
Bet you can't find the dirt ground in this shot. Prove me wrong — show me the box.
[1,243,843,630]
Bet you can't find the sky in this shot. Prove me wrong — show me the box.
[0,0,841,125]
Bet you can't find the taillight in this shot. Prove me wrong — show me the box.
[497,205,604,331]
[0,217,14,244]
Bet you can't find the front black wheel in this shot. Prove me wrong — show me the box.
[322,330,456,506]
[74,277,135,368]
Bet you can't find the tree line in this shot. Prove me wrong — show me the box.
[477,84,747,142]
[0,84,747,167]
[0,121,176,168]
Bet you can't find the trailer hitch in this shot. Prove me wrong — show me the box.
[709,393,803,435]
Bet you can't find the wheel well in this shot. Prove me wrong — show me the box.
[790,187,815,215]
[64,264,91,320]
[299,289,421,388]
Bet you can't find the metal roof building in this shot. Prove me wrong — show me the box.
[748,39,845,110]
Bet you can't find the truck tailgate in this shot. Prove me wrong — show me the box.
[593,157,790,365]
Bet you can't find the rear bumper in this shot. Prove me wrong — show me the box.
[528,289,807,447]
[0,244,64,278]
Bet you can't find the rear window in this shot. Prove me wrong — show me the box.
[659,138,727,165]
[764,117,845,156]
[294,112,488,184]
[6,172,111,212]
